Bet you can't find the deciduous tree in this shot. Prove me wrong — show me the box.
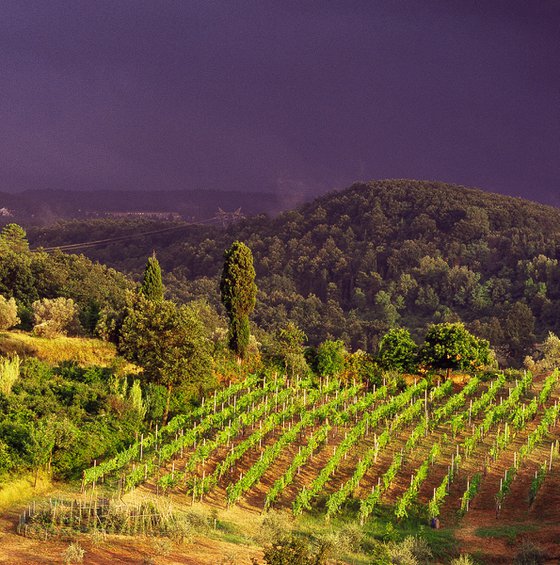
[119,296,212,423]
[377,328,417,373]
[419,322,490,379]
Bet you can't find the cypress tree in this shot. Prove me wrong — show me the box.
[220,241,257,358]
[140,252,164,301]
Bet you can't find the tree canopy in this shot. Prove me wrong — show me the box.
[377,328,418,373]
[118,295,213,423]
[419,322,491,378]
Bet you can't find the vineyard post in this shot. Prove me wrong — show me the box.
[424,388,428,432]
[155,424,159,451]
[550,442,554,471]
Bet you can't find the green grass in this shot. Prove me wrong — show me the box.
[474,523,538,544]
[292,502,459,563]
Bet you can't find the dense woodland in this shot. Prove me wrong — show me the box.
[28,180,560,363]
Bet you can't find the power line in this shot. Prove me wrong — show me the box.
[30,216,221,253]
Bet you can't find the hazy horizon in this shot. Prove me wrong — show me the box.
[2,2,559,204]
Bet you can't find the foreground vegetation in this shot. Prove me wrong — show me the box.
[3,181,560,562]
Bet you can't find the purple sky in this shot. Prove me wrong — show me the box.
[1,1,559,204]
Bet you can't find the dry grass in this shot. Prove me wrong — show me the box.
[0,473,52,511]
[0,331,117,367]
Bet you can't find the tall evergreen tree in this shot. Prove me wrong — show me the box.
[140,252,164,301]
[220,241,257,358]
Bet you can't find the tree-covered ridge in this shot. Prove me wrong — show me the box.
[27,180,560,361]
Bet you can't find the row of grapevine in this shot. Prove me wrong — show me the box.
[156,383,299,492]
[292,379,430,515]
[394,443,441,518]
[189,380,360,498]
[264,385,390,510]
[496,401,560,506]
[450,374,506,436]
[428,373,539,517]
[359,375,495,522]
[83,374,268,486]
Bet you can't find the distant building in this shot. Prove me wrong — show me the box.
[0,207,13,217]
[104,211,182,221]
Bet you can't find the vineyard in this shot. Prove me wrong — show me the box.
[73,369,560,537]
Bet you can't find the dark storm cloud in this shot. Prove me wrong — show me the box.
[1,1,559,202]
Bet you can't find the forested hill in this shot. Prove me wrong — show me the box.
[29,180,560,361]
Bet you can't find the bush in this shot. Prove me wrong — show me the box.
[450,556,475,565]
[62,542,85,564]
[262,536,328,565]
[0,354,19,396]
[32,297,82,338]
[256,510,293,545]
[0,295,19,330]
[513,542,546,565]
[318,523,364,555]
[386,536,433,565]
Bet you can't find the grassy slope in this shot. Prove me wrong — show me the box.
[0,331,117,367]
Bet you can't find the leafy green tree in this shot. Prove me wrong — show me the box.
[377,328,417,373]
[419,322,490,379]
[316,339,346,377]
[504,301,536,361]
[525,331,560,373]
[273,322,309,381]
[343,349,377,385]
[32,297,82,337]
[220,241,257,358]
[140,252,164,301]
[119,295,212,423]
[0,294,19,330]
[0,224,29,253]
[0,224,36,304]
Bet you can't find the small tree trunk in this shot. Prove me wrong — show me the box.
[446,367,451,380]
[163,384,172,425]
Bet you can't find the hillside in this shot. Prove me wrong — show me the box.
[11,370,560,564]
[28,179,560,362]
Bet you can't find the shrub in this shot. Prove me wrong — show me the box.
[0,354,19,395]
[450,556,475,565]
[262,536,328,565]
[0,295,19,330]
[256,510,293,545]
[386,536,432,565]
[513,542,546,565]
[32,298,81,338]
[62,542,85,564]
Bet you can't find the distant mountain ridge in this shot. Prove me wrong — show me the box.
[0,188,293,226]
